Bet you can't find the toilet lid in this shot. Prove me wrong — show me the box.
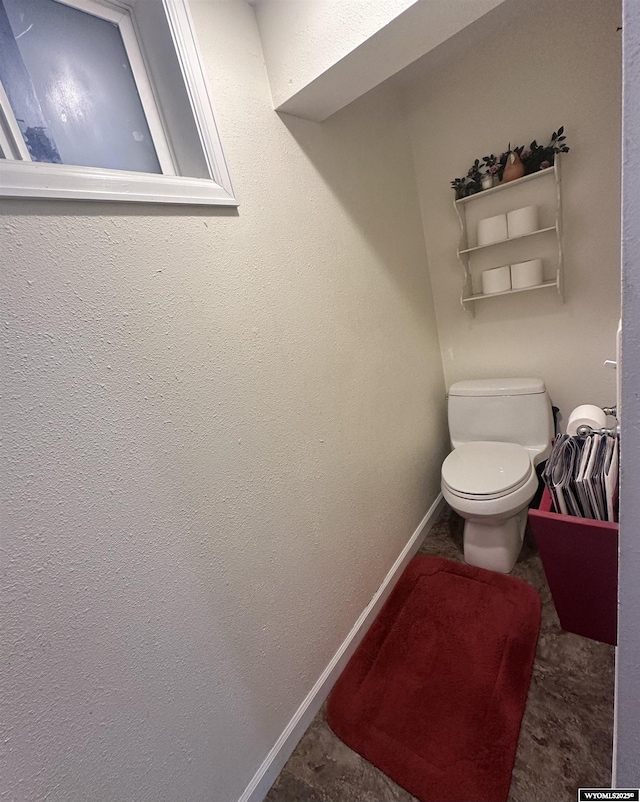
[442,441,532,499]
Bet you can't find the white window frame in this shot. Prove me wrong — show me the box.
[0,0,237,206]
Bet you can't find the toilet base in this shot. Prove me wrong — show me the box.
[463,507,528,574]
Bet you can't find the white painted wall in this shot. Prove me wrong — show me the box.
[253,0,417,107]
[254,0,509,121]
[0,2,448,801]
[404,0,622,425]
[615,0,640,785]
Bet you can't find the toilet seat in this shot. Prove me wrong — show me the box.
[442,441,533,501]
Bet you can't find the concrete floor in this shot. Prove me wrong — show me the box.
[265,506,615,802]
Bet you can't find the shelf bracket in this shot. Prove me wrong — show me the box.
[454,197,474,317]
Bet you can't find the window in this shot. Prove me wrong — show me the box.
[0,0,237,205]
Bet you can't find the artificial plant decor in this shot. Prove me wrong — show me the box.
[451,127,569,199]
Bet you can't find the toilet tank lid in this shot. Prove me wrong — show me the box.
[448,378,546,397]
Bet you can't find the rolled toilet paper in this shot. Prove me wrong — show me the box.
[507,205,539,238]
[566,404,607,435]
[482,265,511,294]
[511,258,543,289]
[477,214,508,246]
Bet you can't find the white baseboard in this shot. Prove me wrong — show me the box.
[237,492,446,802]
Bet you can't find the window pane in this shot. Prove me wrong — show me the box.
[0,0,161,173]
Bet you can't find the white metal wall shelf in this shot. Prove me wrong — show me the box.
[454,159,563,315]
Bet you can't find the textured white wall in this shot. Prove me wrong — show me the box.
[253,0,417,107]
[0,2,447,801]
[616,0,640,786]
[253,0,508,121]
[404,0,622,425]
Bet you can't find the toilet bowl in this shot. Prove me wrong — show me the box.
[442,441,538,573]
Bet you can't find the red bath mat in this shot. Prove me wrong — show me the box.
[327,555,541,802]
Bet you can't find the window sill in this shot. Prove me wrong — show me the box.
[0,159,239,206]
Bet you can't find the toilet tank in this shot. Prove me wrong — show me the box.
[448,378,554,463]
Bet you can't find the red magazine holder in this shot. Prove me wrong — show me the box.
[528,488,618,645]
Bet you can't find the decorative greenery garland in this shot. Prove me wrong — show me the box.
[451,127,569,199]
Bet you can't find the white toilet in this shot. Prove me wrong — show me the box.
[441,378,554,574]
